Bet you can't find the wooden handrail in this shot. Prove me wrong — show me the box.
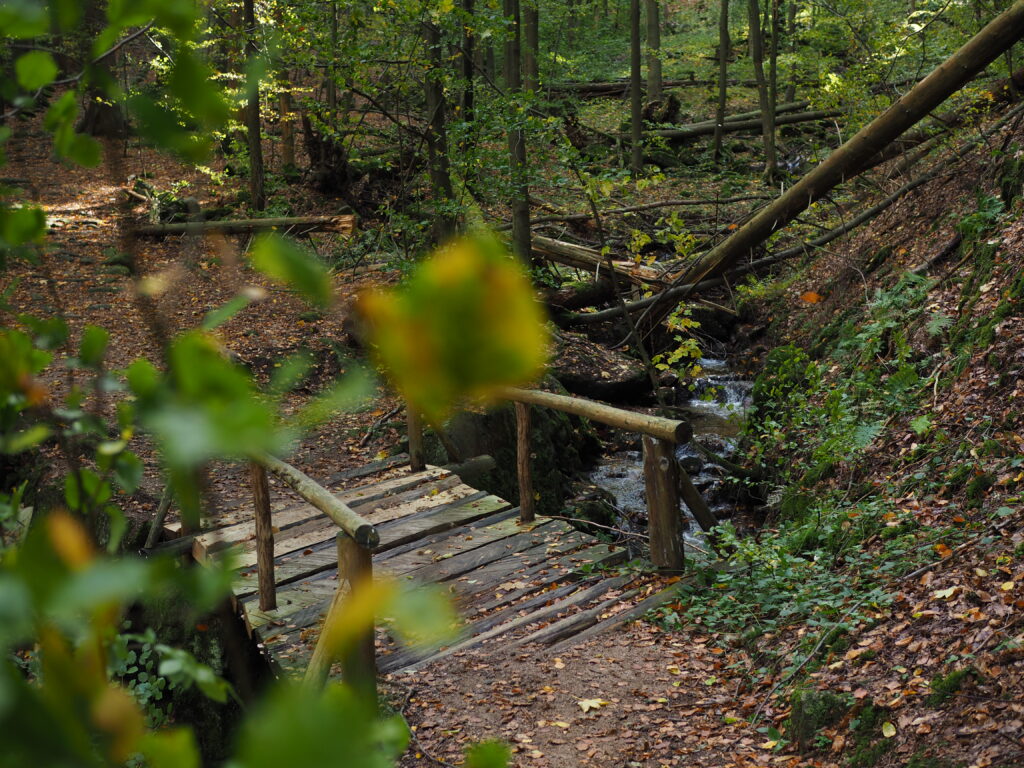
[497,386,692,444]
[256,454,380,548]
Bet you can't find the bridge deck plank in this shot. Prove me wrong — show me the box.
[198,461,650,681]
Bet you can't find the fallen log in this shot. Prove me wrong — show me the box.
[659,1,1024,297]
[531,234,665,286]
[560,168,942,325]
[502,194,773,231]
[545,78,808,96]
[134,214,356,237]
[649,109,840,141]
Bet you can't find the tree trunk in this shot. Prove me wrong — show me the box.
[244,0,266,211]
[630,0,644,176]
[747,0,776,182]
[505,0,532,262]
[279,88,296,169]
[462,0,475,124]
[784,0,798,102]
[77,0,128,138]
[524,1,539,91]
[713,0,730,165]
[672,0,1024,288]
[646,0,662,101]
[424,22,457,241]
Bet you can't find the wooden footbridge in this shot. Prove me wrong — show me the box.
[163,388,716,694]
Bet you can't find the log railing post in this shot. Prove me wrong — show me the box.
[303,532,378,706]
[250,462,277,611]
[642,436,683,571]
[515,402,535,523]
[337,532,378,708]
[407,404,425,472]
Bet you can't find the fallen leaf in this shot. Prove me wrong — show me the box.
[800,291,823,303]
[882,722,897,738]
[577,698,610,713]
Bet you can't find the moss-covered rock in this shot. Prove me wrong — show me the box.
[789,688,849,749]
[422,384,601,516]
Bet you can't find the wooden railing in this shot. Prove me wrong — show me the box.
[406,386,718,571]
[243,388,716,694]
[249,455,378,701]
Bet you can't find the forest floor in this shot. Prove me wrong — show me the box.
[5,90,1024,768]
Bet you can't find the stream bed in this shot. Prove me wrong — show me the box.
[587,357,752,558]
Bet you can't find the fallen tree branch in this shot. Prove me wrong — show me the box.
[645,2,1024,317]
[134,214,355,237]
[651,109,841,142]
[531,234,665,286]
[559,168,938,325]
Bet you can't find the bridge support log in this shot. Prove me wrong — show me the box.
[643,436,683,571]
[515,402,535,523]
[678,467,718,533]
[407,405,425,472]
[250,462,277,611]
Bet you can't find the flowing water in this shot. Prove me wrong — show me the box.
[587,358,752,556]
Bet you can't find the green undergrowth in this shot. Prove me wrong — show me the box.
[656,190,1024,692]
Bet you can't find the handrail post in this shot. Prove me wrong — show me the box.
[407,403,425,472]
[303,532,378,706]
[250,462,277,611]
[642,436,683,571]
[337,532,378,709]
[515,402,535,523]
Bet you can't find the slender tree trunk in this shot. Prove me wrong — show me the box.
[327,0,338,123]
[630,0,644,176]
[713,0,730,165]
[784,0,798,102]
[505,0,532,261]
[462,0,475,124]
[77,0,128,137]
[485,42,496,80]
[279,88,296,169]
[673,0,1024,286]
[646,0,662,101]
[244,0,266,211]
[524,1,540,91]
[567,0,579,46]
[424,22,457,241]
[747,0,776,183]
[768,0,780,132]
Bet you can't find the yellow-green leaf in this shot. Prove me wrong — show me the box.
[357,234,548,424]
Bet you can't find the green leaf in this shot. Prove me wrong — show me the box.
[15,51,57,90]
[234,682,408,768]
[49,559,150,620]
[0,424,51,454]
[18,314,68,350]
[201,295,252,331]
[104,503,127,552]
[910,414,931,436]
[64,468,111,513]
[65,133,101,168]
[113,451,143,494]
[250,234,334,308]
[169,50,230,127]
[0,205,46,247]
[79,324,109,368]
[0,0,49,38]
[295,367,373,427]
[357,234,549,424]
[464,741,511,768]
[137,728,200,768]
[387,583,459,650]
